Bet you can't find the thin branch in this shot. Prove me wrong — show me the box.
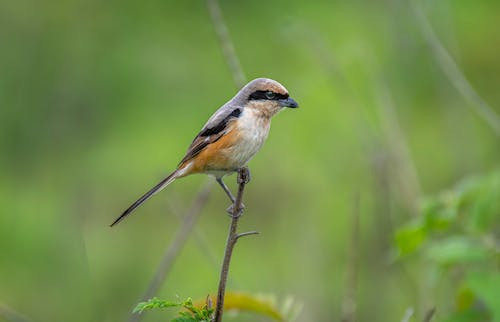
[0,302,33,322]
[401,307,414,322]
[213,167,253,322]
[294,23,422,216]
[370,68,422,216]
[341,192,360,322]
[423,307,436,322]
[295,26,422,215]
[129,180,213,322]
[206,0,246,88]
[166,188,220,270]
[236,231,259,239]
[411,1,500,136]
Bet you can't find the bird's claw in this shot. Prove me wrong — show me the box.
[226,202,245,217]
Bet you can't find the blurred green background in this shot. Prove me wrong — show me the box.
[1,0,499,321]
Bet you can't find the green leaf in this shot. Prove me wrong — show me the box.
[394,220,427,256]
[422,193,458,232]
[425,236,490,265]
[466,272,500,321]
[171,316,198,322]
[441,309,490,322]
[133,297,214,321]
[467,172,500,233]
[132,297,182,314]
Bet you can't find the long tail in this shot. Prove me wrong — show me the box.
[110,170,180,227]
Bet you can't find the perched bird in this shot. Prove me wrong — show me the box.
[110,78,298,227]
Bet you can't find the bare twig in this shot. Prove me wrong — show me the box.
[236,231,259,239]
[423,307,436,322]
[206,0,246,88]
[0,302,33,322]
[293,25,422,211]
[369,67,422,216]
[166,189,220,270]
[411,1,500,136]
[294,23,422,216]
[341,193,360,322]
[129,181,213,322]
[401,307,414,322]
[213,167,254,322]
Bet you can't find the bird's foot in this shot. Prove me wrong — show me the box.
[226,202,245,217]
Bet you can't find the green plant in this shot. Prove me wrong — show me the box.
[133,292,301,322]
[394,170,500,321]
[134,297,213,322]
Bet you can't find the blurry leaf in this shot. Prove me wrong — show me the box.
[418,170,500,236]
[454,176,481,201]
[456,287,476,312]
[425,236,490,265]
[466,272,500,321]
[422,196,457,232]
[171,314,199,322]
[133,297,182,314]
[441,309,490,322]
[134,297,213,321]
[467,171,500,233]
[454,286,493,322]
[171,317,195,322]
[224,292,284,321]
[421,187,461,233]
[198,292,287,321]
[394,220,427,256]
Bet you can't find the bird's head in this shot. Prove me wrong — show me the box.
[235,78,298,117]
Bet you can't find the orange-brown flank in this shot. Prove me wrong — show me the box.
[180,125,242,175]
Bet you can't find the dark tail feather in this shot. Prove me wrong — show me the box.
[110,170,179,227]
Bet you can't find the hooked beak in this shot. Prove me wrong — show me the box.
[279,97,299,108]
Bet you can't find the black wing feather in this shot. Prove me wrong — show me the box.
[179,108,242,165]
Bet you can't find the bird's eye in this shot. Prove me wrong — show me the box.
[265,91,276,100]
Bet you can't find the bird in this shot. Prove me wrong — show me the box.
[110,78,298,227]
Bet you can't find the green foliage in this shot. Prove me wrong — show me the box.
[394,170,500,322]
[133,297,183,313]
[133,297,213,322]
[466,272,500,321]
[132,292,299,322]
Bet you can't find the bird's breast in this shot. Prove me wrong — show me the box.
[225,109,270,166]
[189,108,271,175]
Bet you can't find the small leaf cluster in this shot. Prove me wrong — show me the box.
[394,170,500,321]
[133,297,214,322]
[132,292,301,322]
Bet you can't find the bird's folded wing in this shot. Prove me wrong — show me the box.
[179,107,242,165]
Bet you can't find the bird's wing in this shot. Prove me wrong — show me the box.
[179,105,242,165]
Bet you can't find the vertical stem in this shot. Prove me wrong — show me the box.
[0,302,33,322]
[213,168,248,322]
[411,0,500,136]
[214,214,240,321]
[206,0,246,88]
[341,192,360,322]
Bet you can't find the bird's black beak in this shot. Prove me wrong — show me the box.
[279,97,299,108]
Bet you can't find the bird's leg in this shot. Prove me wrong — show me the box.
[216,177,235,203]
[225,167,250,215]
